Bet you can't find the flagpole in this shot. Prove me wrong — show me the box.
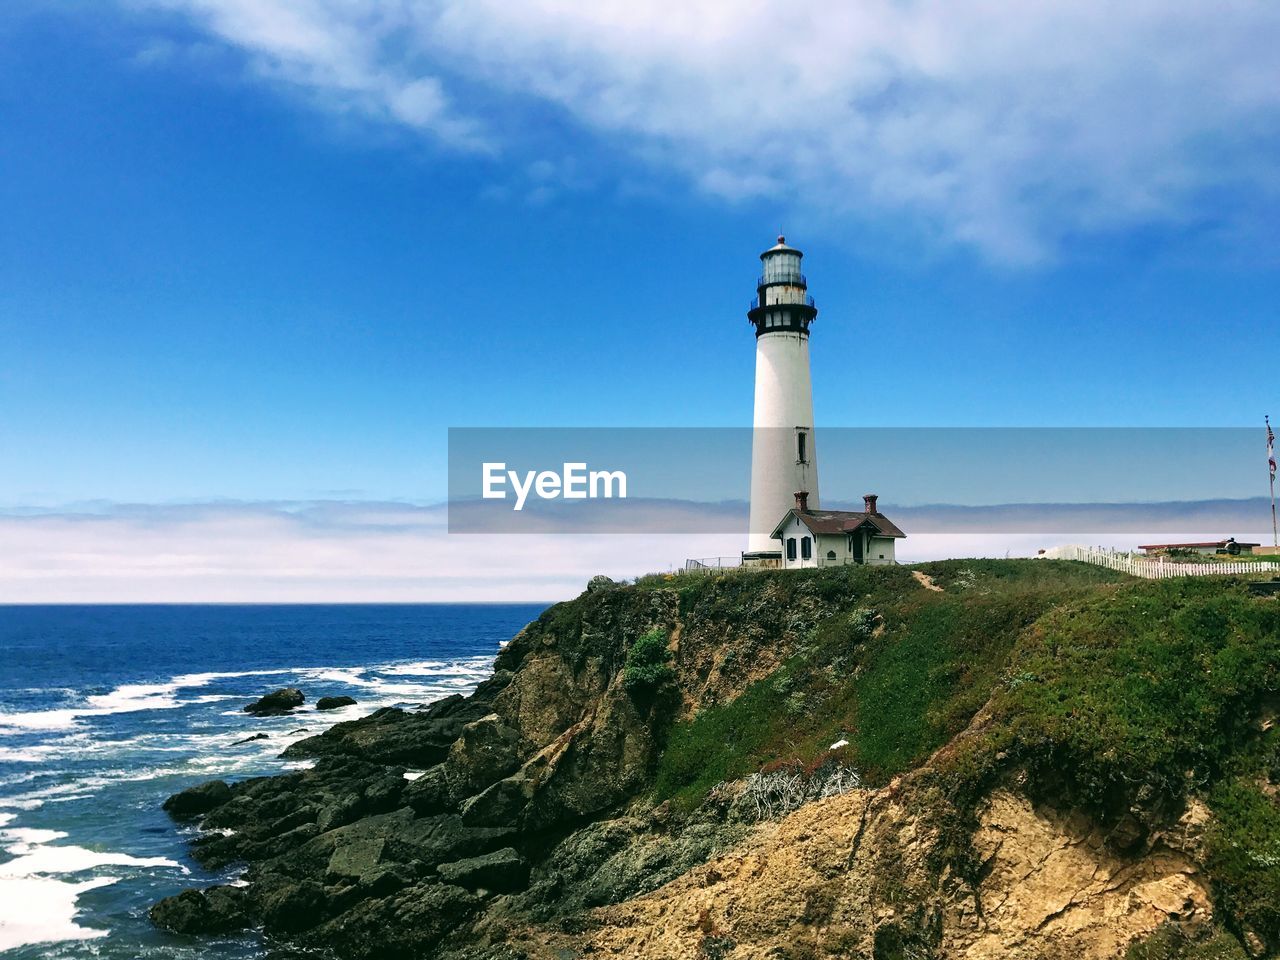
[1269,415,1278,550]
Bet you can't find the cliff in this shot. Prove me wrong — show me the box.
[151,561,1280,960]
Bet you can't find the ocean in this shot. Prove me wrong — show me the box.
[0,603,548,958]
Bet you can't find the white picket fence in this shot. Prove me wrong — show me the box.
[1042,544,1280,579]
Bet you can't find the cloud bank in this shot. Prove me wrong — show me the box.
[2,500,1268,603]
[123,0,1280,260]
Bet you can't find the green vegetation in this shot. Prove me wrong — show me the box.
[940,578,1280,821]
[1205,778,1280,948]
[1125,924,1249,960]
[623,627,675,697]
[653,559,1125,808]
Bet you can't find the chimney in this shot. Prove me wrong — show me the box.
[863,493,878,515]
[794,491,810,513]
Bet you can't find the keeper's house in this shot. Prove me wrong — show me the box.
[771,492,905,569]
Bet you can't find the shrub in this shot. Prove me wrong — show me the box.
[734,758,861,821]
[847,607,878,642]
[623,627,674,698]
[1205,779,1280,950]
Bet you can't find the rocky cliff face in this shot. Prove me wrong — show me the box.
[152,564,1280,960]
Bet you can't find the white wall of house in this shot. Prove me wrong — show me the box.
[776,517,898,569]
[778,514,818,569]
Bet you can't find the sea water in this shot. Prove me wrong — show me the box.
[0,603,547,958]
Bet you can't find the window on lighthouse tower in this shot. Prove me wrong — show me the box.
[797,431,808,464]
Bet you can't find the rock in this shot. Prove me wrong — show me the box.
[149,885,250,934]
[304,882,478,960]
[460,776,531,827]
[444,714,529,799]
[284,701,496,767]
[163,779,232,819]
[362,771,406,812]
[316,695,358,710]
[244,688,305,715]
[587,574,617,593]
[253,877,330,934]
[316,793,364,833]
[327,836,387,882]
[436,847,529,892]
[403,766,455,815]
[233,733,269,746]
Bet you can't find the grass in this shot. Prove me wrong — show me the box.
[1205,777,1280,947]
[939,578,1280,823]
[652,559,1126,808]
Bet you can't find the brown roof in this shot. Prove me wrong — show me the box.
[771,508,906,540]
[1138,539,1260,550]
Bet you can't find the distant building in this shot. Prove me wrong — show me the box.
[1137,538,1259,556]
[771,493,905,569]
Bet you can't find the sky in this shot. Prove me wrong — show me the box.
[1,2,1278,599]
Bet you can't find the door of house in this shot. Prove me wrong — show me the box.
[851,532,864,563]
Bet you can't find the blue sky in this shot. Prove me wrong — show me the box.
[1,1,1279,528]
[1,4,1278,598]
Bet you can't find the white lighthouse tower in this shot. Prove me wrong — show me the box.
[744,236,820,562]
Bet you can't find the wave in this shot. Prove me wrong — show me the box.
[0,668,293,735]
[0,875,117,951]
[0,818,184,952]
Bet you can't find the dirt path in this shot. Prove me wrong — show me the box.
[912,570,943,592]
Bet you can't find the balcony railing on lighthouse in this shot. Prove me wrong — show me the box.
[750,294,816,310]
[757,271,807,287]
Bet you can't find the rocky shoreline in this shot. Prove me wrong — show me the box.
[152,577,738,958]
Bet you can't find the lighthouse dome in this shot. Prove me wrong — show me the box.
[759,235,804,286]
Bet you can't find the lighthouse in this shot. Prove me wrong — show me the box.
[744,236,820,562]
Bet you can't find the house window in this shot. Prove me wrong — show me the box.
[801,537,812,560]
[786,537,797,561]
[797,431,808,464]
[826,550,836,560]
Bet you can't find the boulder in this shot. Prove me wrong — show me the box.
[327,836,387,882]
[163,779,232,819]
[316,695,358,710]
[244,688,305,715]
[402,767,454,816]
[149,885,250,934]
[444,714,530,799]
[436,847,529,892]
[304,882,478,960]
[252,877,331,934]
[460,776,532,827]
[233,733,269,746]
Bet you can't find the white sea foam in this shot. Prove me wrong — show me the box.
[0,782,95,810]
[0,843,181,877]
[0,818,184,951]
[378,660,447,676]
[0,668,292,735]
[0,746,56,763]
[0,875,116,951]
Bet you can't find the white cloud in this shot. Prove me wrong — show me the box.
[117,0,1280,260]
[0,501,738,602]
[4,500,1257,603]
